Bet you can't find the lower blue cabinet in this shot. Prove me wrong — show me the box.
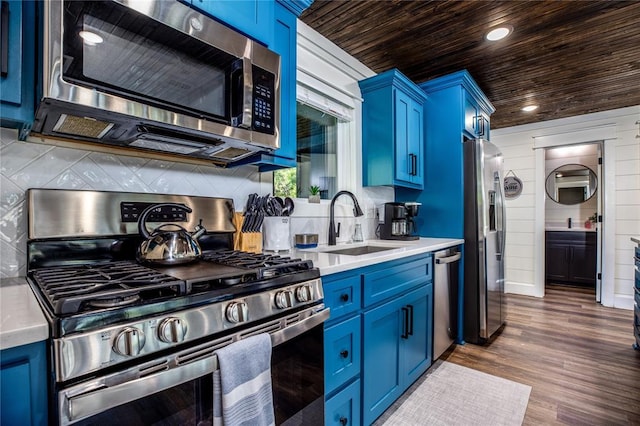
[325,315,361,395]
[325,379,361,426]
[322,252,434,425]
[362,284,432,425]
[0,341,48,426]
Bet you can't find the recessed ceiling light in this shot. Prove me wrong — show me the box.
[79,30,103,45]
[486,26,512,41]
[522,105,539,112]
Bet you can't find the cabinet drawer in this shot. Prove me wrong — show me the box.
[363,255,432,307]
[325,378,361,426]
[323,275,361,322]
[324,316,361,395]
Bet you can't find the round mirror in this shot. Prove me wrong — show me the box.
[545,164,597,205]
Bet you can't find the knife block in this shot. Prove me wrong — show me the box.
[233,213,262,253]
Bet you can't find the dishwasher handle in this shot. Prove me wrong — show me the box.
[435,252,461,264]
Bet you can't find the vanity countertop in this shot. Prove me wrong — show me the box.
[545,226,597,233]
[290,237,464,275]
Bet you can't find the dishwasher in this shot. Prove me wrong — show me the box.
[433,248,461,359]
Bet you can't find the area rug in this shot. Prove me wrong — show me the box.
[374,360,531,426]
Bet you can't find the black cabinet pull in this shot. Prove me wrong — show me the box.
[1,1,8,77]
[339,417,348,426]
[401,306,409,339]
[340,293,349,302]
[407,304,414,336]
[408,153,418,176]
[340,349,349,358]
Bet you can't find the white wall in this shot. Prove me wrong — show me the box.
[492,105,640,309]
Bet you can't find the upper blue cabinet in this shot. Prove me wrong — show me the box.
[359,69,427,190]
[0,0,36,139]
[396,70,494,238]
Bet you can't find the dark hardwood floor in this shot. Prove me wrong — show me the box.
[442,284,640,425]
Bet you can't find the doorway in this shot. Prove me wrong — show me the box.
[543,142,603,301]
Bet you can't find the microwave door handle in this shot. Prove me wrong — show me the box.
[238,57,253,129]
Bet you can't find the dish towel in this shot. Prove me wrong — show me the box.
[213,333,275,426]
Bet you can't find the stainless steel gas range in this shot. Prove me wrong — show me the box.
[25,189,327,425]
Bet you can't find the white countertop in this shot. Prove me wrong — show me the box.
[0,278,49,350]
[289,237,464,275]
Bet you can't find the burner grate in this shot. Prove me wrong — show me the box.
[201,250,314,278]
[31,261,187,315]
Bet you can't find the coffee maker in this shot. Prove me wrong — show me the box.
[380,202,421,240]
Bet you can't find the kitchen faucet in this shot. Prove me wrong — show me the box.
[329,191,364,245]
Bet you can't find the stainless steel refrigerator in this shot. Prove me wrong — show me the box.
[463,138,506,344]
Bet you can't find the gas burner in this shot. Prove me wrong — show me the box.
[87,294,141,309]
[30,261,187,315]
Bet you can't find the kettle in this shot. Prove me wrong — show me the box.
[137,203,206,265]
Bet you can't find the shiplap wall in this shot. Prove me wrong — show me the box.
[492,105,640,309]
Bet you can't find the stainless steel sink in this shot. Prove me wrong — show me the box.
[321,245,398,256]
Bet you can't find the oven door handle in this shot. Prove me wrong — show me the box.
[61,307,330,425]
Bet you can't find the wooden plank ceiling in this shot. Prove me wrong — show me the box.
[300,0,640,129]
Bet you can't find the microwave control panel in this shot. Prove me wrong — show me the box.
[252,65,275,135]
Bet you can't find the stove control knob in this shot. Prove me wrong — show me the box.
[113,327,146,357]
[275,290,294,309]
[226,301,248,323]
[158,317,187,344]
[295,285,313,303]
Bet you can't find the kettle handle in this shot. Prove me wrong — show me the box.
[138,203,193,239]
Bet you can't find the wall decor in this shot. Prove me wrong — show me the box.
[504,170,523,199]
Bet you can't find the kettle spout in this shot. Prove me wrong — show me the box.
[192,219,207,240]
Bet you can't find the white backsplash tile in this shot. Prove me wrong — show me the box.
[1,128,264,277]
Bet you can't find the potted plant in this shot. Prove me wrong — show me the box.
[585,212,597,229]
[308,185,321,203]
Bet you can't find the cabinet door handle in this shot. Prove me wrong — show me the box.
[411,154,418,176]
[1,1,8,77]
[340,349,349,358]
[407,304,414,336]
[339,417,348,426]
[401,306,409,339]
[340,293,349,302]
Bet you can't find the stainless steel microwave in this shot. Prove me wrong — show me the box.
[32,0,281,165]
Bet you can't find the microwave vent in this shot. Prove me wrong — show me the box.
[213,147,251,159]
[53,114,114,139]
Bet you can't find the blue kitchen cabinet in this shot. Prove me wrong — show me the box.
[0,341,48,426]
[322,252,433,425]
[0,0,36,139]
[361,264,432,425]
[362,285,432,425]
[325,378,361,426]
[396,70,494,239]
[359,69,426,190]
[322,271,362,425]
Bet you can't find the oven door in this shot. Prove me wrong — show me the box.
[58,306,328,426]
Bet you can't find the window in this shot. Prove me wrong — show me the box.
[274,94,351,200]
